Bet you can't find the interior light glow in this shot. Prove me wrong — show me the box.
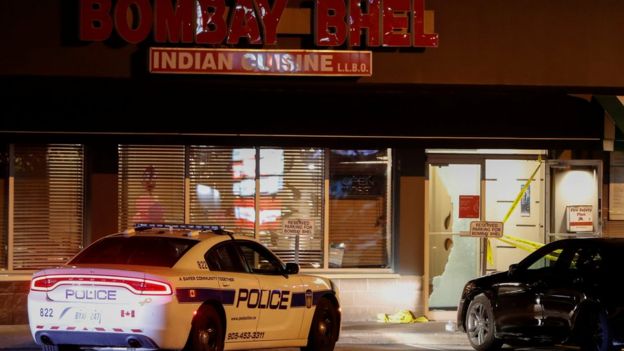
[426,149,548,155]
[558,170,596,204]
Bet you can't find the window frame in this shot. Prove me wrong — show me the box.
[117,146,395,274]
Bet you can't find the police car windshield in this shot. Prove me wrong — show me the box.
[70,236,198,267]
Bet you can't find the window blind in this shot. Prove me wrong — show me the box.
[188,146,255,236]
[258,148,324,269]
[0,150,6,269]
[13,145,84,270]
[329,198,387,267]
[118,145,185,229]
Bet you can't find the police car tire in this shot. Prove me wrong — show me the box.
[187,305,224,351]
[302,297,338,351]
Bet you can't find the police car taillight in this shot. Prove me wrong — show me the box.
[30,275,172,295]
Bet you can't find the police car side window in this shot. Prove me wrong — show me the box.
[237,241,284,275]
[205,243,249,273]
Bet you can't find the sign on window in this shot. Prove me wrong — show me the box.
[464,221,504,238]
[566,205,593,232]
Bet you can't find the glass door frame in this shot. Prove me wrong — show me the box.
[424,151,548,319]
[424,156,485,321]
[545,159,603,241]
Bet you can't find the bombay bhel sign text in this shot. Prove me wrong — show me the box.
[79,0,437,48]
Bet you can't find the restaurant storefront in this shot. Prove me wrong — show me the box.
[1,0,624,324]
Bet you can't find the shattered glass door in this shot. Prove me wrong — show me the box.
[427,164,481,310]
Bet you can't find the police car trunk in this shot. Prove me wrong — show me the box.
[28,232,198,349]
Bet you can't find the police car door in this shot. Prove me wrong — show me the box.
[236,240,305,341]
[204,242,261,342]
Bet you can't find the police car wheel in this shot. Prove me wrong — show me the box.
[187,305,224,351]
[302,297,338,351]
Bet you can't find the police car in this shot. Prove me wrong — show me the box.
[28,223,341,351]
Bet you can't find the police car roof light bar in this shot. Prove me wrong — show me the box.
[134,223,224,232]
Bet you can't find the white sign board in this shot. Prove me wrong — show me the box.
[465,221,504,238]
[282,219,314,236]
[329,246,344,268]
[566,205,593,232]
[283,219,314,264]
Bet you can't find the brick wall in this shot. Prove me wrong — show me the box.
[331,275,423,322]
[0,281,29,325]
[0,277,423,325]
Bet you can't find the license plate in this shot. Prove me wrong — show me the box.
[72,309,103,324]
[57,306,105,325]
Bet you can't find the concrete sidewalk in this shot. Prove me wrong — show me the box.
[339,321,467,345]
[0,321,468,349]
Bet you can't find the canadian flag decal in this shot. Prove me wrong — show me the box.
[120,310,135,318]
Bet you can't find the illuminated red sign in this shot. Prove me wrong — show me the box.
[316,0,437,47]
[149,47,372,76]
[79,0,437,47]
[459,195,480,219]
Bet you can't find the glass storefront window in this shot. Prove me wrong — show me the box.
[258,148,324,269]
[189,147,255,236]
[119,146,393,271]
[328,149,391,268]
[118,145,185,229]
[13,145,84,270]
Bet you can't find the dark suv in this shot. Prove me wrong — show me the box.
[457,238,624,351]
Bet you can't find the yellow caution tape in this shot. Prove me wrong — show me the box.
[376,310,429,324]
[498,234,559,261]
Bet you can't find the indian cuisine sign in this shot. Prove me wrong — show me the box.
[149,47,372,76]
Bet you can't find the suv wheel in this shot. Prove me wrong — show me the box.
[465,294,502,351]
[579,308,613,351]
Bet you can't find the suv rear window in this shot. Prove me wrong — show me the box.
[70,236,198,267]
